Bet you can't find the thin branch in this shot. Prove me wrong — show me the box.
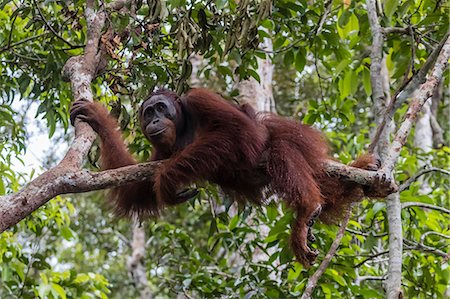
[300,206,353,298]
[345,228,388,238]
[7,10,19,50]
[355,275,386,285]
[353,250,390,268]
[382,27,410,35]
[107,0,132,10]
[401,202,450,214]
[420,231,450,243]
[315,0,332,36]
[430,113,445,147]
[33,0,76,48]
[403,239,448,258]
[399,167,450,191]
[0,33,48,53]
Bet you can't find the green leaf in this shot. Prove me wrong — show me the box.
[338,9,351,28]
[266,204,278,221]
[217,65,233,78]
[51,283,67,299]
[248,69,261,83]
[384,0,400,22]
[273,36,287,50]
[334,58,351,78]
[372,202,386,215]
[215,0,227,10]
[337,12,359,39]
[287,262,302,281]
[18,74,30,96]
[283,49,294,67]
[295,49,306,73]
[229,215,239,231]
[0,178,4,195]
[362,67,372,96]
[338,70,353,99]
[60,227,74,240]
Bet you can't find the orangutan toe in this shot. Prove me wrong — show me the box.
[302,247,319,267]
[307,227,316,243]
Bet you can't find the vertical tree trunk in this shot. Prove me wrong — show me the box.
[127,220,153,299]
[235,36,275,112]
[366,1,403,296]
[413,100,433,193]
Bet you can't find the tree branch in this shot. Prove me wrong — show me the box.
[369,32,450,154]
[33,0,76,48]
[399,167,450,192]
[353,250,390,268]
[355,275,385,285]
[0,0,133,232]
[381,35,450,174]
[401,202,450,214]
[0,158,387,233]
[300,206,353,298]
[0,161,163,232]
[403,239,448,258]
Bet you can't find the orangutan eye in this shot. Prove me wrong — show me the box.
[144,107,154,118]
[156,103,166,113]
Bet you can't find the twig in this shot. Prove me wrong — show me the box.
[6,10,19,50]
[300,206,353,298]
[33,0,76,48]
[345,228,387,238]
[403,239,448,258]
[401,202,450,214]
[420,231,450,243]
[399,167,450,191]
[353,250,390,268]
[0,33,48,53]
[382,27,410,35]
[315,0,332,36]
[355,275,386,285]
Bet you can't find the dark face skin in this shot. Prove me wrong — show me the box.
[140,91,182,149]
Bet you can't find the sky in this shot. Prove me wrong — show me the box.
[10,101,68,179]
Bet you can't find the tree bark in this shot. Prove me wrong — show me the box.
[235,34,275,112]
[127,220,153,299]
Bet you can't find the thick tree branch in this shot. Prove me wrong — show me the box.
[368,32,449,154]
[381,35,450,174]
[366,1,402,298]
[0,161,162,232]
[0,158,385,233]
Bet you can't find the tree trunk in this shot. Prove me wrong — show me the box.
[127,220,153,299]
